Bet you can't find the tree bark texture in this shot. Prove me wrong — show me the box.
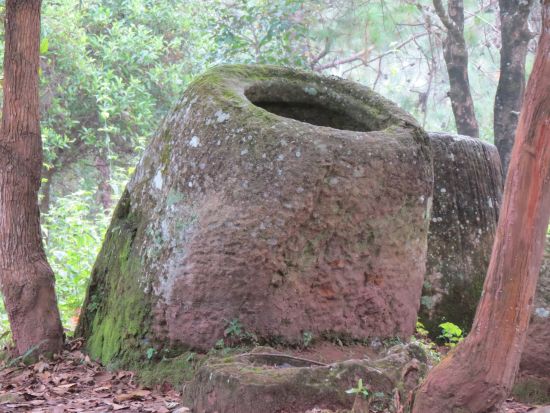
[412,2,550,412]
[494,0,534,173]
[0,0,63,356]
[434,0,479,138]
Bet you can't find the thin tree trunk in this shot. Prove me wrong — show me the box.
[95,149,112,213]
[494,0,534,173]
[434,0,479,138]
[0,0,63,356]
[411,2,550,412]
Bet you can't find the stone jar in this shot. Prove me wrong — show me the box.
[77,65,434,362]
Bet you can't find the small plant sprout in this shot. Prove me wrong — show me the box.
[222,319,259,346]
[302,331,313,348]
[146,347,156,360]
[346,378,370,399]
[224,319,243,338]
[438,321,464,347]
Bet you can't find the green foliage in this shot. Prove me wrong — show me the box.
[302,331,313,348]
[0,305,9,347]
[146,347,156,360]
[346,378,370,399]
[43,190,110,331]
[415,321,429,338]
[40,0,202,171]
[438,322,464,347]
[222,319,259,347]
[412,320,443,364]
[224,319,244,338]
[410,336,441,366]
[205,0,310,66]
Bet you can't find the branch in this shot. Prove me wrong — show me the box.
[309,38,330,69]
[364,31,428,65]
[433,0,460,37]
[314,29,429,73]
[313,49,367,71]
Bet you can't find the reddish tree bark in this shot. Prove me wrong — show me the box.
[412,2,550,412]
[0,0,63,356]
[433,0,479,138]
[494,0,534,173]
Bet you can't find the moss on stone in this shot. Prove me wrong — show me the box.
[182,344,426,413]
[137,352,199,387]
[77,190,154,367]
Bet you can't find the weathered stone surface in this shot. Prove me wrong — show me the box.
[182,344,427,413]
[519,235,550,379]
[420,133,503,335]
[77,65,433,362]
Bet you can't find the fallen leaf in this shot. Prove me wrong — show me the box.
[0,338,190,413]
[114,389,151,403]
[0,393,24,404]
[173,407,191,413]
[33,361,50,373]
[165,401,179,409]
[93,385,112,392]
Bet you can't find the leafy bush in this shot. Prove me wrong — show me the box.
[43,190,110,332]
[438,322,464,347]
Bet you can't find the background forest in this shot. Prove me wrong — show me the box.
[0,0,541,337]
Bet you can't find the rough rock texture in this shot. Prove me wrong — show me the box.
[76,65,433,362]
[420,133,503,335]
[519,235,550,380]
[182,344,427,413]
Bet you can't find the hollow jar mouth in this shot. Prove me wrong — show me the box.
[244,80,387,132]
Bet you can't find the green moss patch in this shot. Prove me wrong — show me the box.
[77,190,153,367]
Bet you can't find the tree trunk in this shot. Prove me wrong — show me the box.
[411,2,550,412]
[0,0,63,356]
[434,0,479,138]
[95,149,113,213]
[494,0,534,174]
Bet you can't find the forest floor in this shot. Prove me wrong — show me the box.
[0,339,189,413]
[0,340,540,413]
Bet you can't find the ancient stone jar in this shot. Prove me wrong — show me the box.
[182,343,428,413]
[77,65,433,362]
[420,132,503,335]
[519,235,550,380]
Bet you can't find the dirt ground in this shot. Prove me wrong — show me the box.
[0,341,541,413]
